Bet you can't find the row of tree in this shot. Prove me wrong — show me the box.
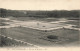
[0,8,80,18]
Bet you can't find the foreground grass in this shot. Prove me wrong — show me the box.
[0,27,79,47]
[0,35,32,47]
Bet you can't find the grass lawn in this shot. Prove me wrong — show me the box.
[0,27,79,47]
[0,23,9,26]
[0,35,31,47]
[0,17,79,47]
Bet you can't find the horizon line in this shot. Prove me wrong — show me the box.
[0,8,80,11]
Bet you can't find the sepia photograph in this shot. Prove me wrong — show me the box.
[0,0,80,51]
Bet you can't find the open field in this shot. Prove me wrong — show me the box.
[0,17,80,47]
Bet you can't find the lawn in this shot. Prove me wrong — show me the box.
[0,27,79,47]
[0,35,31,47]
[0,17,79,47]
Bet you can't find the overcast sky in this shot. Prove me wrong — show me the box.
[0,0,80,10]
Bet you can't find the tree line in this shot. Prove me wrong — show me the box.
[0,8,80,18]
